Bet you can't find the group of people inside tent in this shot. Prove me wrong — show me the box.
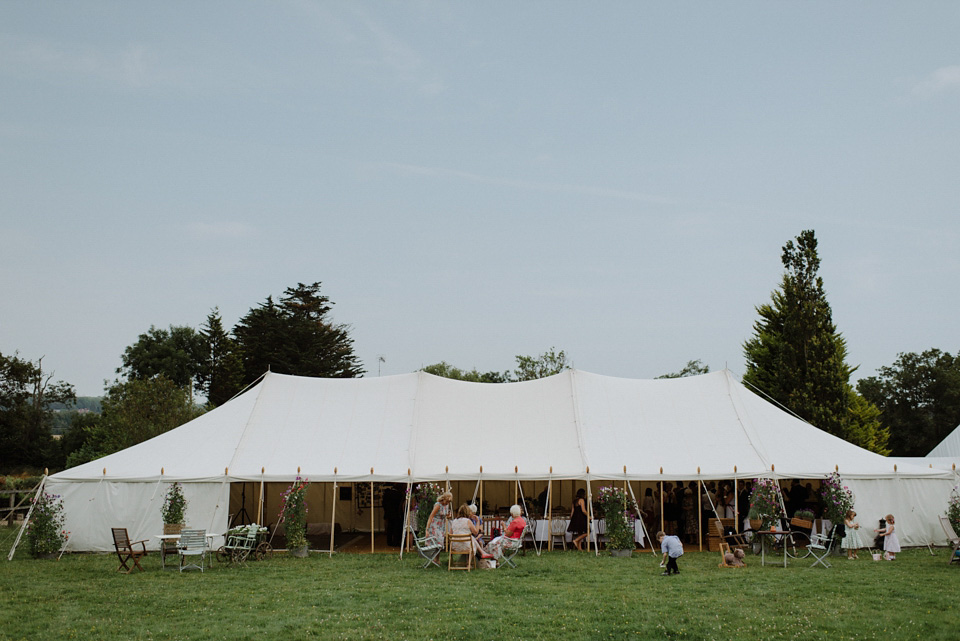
[424,491,527,560]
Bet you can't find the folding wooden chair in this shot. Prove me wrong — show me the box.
[448,533,475,571]
[713,519,750,550]
[111,527,149,574]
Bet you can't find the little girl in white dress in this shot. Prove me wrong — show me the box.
[875,513,900,561]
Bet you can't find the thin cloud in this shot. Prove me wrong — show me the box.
[912,65,960,98]
[380,162,681,206]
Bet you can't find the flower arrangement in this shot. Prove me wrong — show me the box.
[27,491,67,558]
[161,482,187,525]
[597,486,637,551]
[819,472,854,525]
[946,487,960,535]
[748,478,784,530]
[280,477,310,551]
[413,482,444,536]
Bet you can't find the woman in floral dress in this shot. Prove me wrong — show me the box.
[425,491,453,546]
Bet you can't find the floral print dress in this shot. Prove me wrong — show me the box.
[425,501,450,546]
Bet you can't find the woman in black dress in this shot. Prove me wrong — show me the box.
[567,488,589,550]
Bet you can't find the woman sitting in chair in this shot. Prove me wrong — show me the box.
[450,504,485,555]
[485,504,526,560]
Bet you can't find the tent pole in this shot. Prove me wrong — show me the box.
[329,468,338,558]
[370,476,375,554]
[733,470,739,533]
[7,474,46,561]
[697,468,702,552]
[585,468,596,555]
[547,468,553,551]
[258,468,265,525]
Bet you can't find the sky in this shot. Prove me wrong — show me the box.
[1,2,958,397]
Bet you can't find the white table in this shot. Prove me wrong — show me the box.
[533,519,645,547]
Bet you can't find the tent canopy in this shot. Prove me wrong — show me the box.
[52,369,947,484]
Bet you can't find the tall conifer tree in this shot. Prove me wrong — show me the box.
[743,230,888,452]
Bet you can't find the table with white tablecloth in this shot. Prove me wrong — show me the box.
[533,519,645,547]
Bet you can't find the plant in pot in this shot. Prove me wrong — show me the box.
[597,486,636,556]
[27,491,67,558]
[748,478,783,531]
[791,508,815,532]
[162,482,188,533]
[280,477,310,557]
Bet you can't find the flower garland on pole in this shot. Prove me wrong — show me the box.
[748,478,784,531]
[412,482,443,536]
[819,472,854,525]
[280,477,310,551]
[597,486,637,552]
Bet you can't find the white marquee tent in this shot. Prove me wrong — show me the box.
[46,370,955,551]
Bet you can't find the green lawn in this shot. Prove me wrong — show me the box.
[1,526,958,641]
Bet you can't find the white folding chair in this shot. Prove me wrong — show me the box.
[178,529,208,573]
[408,525,443,568]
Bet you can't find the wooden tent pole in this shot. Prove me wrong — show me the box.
[329,468,337,557]
[370,470,375,554]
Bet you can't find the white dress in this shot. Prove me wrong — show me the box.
[883,525,901,554]
[841,521,863,550]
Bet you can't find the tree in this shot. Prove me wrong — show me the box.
[196,308,244,406]
[65,376,204,467]
[233,282,364,385]
[0,351,74,471]
[858,349,960,456]
[117,325,207,393]
[420,362,508,383]
[742,230,888,452]
[657,359,710,379]
[512,347,570,381]
[422,347,570,383]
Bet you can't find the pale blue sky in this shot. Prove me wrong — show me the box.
[2,2,958,396]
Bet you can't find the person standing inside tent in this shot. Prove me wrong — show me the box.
[425,491,453,547]
[568,489,589,551]
[382,483,405,547]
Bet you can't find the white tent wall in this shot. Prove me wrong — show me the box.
[46,479,229,552]
[845,477,956,547]
[45,369,956,551]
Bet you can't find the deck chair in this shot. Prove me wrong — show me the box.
[499,528,526,568]
[717,542,745,568]
[549,519,567,550]
[111,527,149,574]
[408,525,442,568]
[713,519,750,550]
[808,527,836,569]
[178,529,208,573]
[939,516,960,565]
[448,533,475,571]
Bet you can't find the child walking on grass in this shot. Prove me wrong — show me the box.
[874,514,900,561]
[657,530,683,576]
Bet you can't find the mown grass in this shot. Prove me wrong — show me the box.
[1,526,958,641]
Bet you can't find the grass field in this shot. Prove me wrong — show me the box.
[2,526,958,641]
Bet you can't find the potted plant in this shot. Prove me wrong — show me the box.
[597,486,636,557]
[161,482,187,535]
[791,508,815,531]
[280,477,310,557]
[27,491,66,559]
[819,472,853,540]
[748,478,783,531]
